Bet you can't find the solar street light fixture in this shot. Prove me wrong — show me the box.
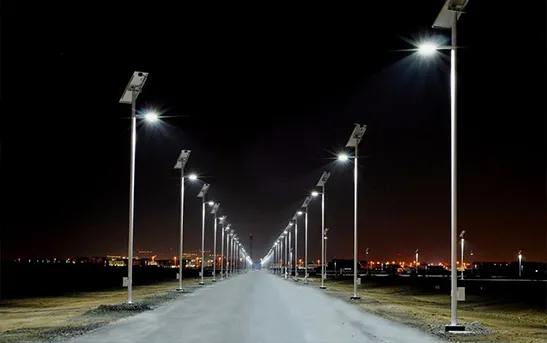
[423,0,471,332]
[316,171,331,289]
[339,124,367,300]
[220,217,228,279]
[210,203,220,282]
[119,71,149,304]
[174,149,195,292]
[197,184,210,285]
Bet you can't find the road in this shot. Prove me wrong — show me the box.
[68,271,444,343]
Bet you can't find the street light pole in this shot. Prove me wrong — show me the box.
[119,71,149,304]
[324,227,329,281]
[220,219,227,279]
[427,0,470,331]
[128,92,137,303]
[321,185,325,286]
[174,150,192,292]
[315,171,331,289]
[197,184,210,286]
[294,219,299,280]
[210,203,220,282]
[340,123,367,300]
[415,249,419,275]
[288,228,292,278]
[460,230,466,280]
[284,232,288,278]
[365,248,369,276]
[518,250,522,277]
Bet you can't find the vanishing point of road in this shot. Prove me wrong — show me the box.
[68,271,444,343]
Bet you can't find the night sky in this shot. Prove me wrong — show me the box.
[2,1,546,263]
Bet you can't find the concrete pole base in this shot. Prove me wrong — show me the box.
[445,324,465,332]
[350,296,361,300]
[319,286,326,289]
[175,288,185,292]
[199,282,205,286]
[212,279,217,282]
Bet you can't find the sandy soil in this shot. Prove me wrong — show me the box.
[307,278,547,343]
[0,277,209,342]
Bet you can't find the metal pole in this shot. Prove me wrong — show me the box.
[320,184,326,289]
[234,240,237,274]
[295,222,298,280]
[323,233,329,280]
[366,251,369,276]
[288,230,292,277]
[285,235,288,278]
[416,251,419,274]
[212,214,217,281]
[231,238,234,275]
[461,238,464,280]
[304,210,308,283]
[200,199,205,285]
[450,9,458,327]
[127,90,137,304]
[177,169,185,291]
[220,222,225,279]
[226,234,230,277]
[351,144,360,299]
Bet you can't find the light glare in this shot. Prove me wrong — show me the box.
[418,43,437,56]
[338,153,349,162]
[311,191,319,197]
[144,112,159,122]
[208,201,215,206]
[188,174,198,180]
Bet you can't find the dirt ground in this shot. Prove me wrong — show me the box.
[0,278,207,343]
[308,278,547,343]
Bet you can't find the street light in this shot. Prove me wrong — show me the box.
[417,43,438,56]
[324,227,330,280]
[423,0,470,332]
[460,230,466,280]
[188,174,198,181]
[220,218,228,279]
[197,183,210,285]
[301,196,312,284]
[518,250,523,277]
[232,234,238,275]
[174,149,195,292]
[338,123,367,300]
[143,112,159,122]
[338,153,349,162]
[210,202,221,282]
[227,229,234,277]
[288,224,292,279]
[316,171,331,289]
[119,71,149,304]
[283,229,288,278]
[415,249,419,275]
[365,248,369,276]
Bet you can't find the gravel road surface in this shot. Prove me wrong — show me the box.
[67,271,445,343]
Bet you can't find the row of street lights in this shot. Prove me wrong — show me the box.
[263,0,472,332]
[261,124,366,297]
[119,72,251,304]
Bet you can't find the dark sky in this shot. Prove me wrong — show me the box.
[2,1,546,263]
